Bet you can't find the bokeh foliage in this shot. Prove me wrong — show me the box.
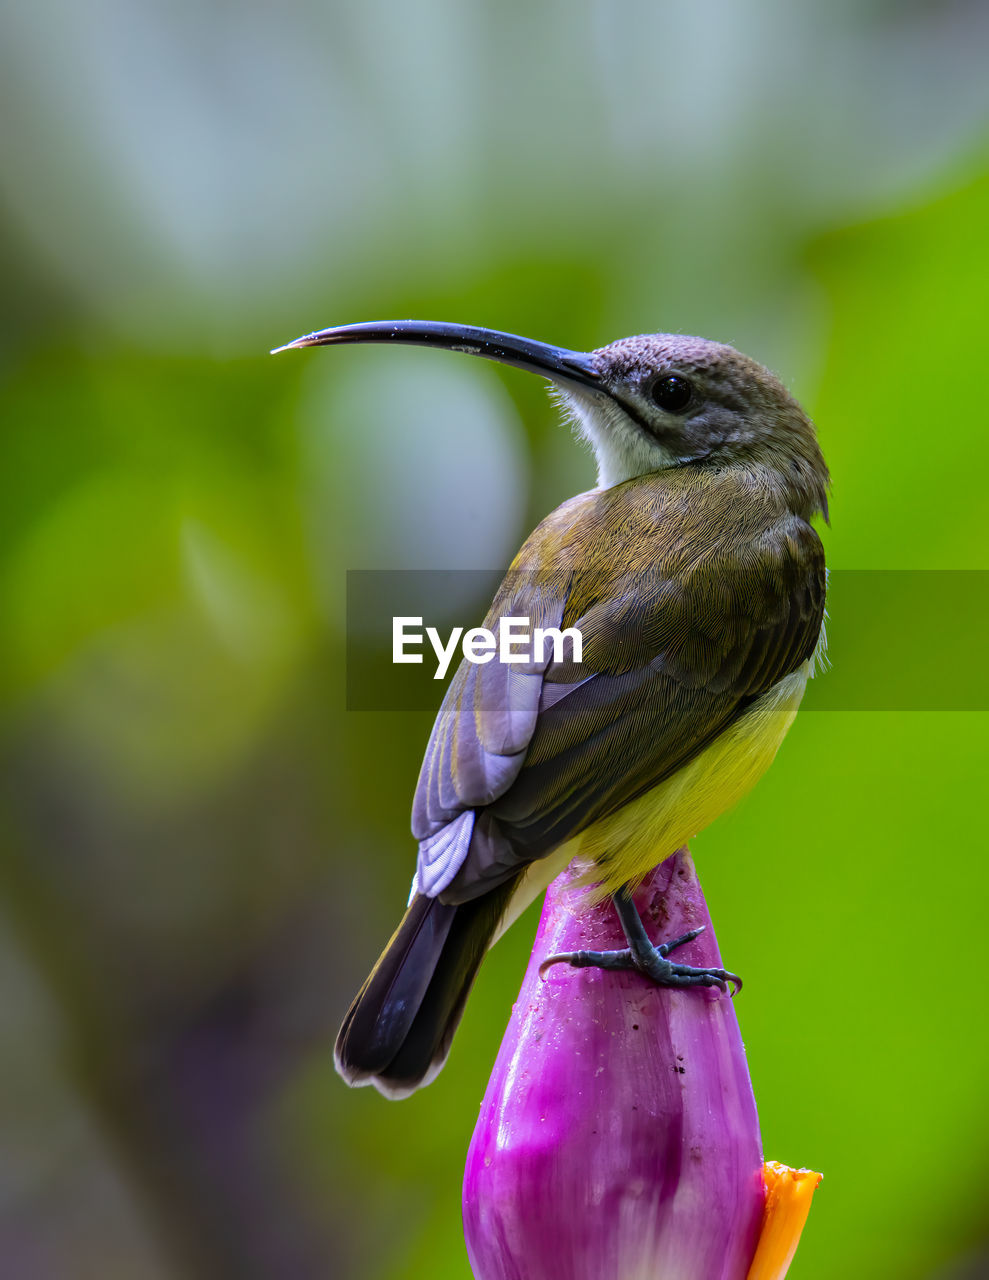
[1,3,988,1278]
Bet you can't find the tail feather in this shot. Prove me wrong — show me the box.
[335,880,516,1098]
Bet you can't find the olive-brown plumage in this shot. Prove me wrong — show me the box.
[417,466,825,902]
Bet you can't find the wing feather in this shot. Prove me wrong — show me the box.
[410,472,826,903]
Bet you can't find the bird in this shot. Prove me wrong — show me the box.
[273,320,829,1098]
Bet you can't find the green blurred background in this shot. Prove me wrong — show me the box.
[2,2,988,1277]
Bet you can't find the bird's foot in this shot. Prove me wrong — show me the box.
[539,924,741,995]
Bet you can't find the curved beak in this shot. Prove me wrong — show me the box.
[271,319,601,390]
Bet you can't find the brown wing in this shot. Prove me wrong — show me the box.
[412,471,826,903]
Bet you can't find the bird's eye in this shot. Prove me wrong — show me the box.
[650,375,693,413]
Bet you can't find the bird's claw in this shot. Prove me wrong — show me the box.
[539,926,741,996]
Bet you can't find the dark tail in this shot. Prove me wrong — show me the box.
[334,879,516,1098]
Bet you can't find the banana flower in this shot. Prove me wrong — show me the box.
[463,850,820,1280]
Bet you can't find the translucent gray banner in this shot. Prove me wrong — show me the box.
[345,570,989,712]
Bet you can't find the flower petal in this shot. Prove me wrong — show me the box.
[745,1161,823,1280]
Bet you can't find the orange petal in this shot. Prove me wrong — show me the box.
[745,1160,823,1280]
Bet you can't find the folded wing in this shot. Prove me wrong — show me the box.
[410,474,826,904]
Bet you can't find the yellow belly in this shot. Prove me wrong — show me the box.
[494,662,811,940]
[567,661,811,899]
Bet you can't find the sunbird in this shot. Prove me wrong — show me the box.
[274,321,829,1098]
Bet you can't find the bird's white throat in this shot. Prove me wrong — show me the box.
[553,386,681,489]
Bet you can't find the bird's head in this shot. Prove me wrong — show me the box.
[274,321,829,522]
[570,331,829,521]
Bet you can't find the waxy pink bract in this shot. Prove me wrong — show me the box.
[463,849,765,1280]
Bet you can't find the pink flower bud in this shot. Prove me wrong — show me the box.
[463,850,772,1280]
